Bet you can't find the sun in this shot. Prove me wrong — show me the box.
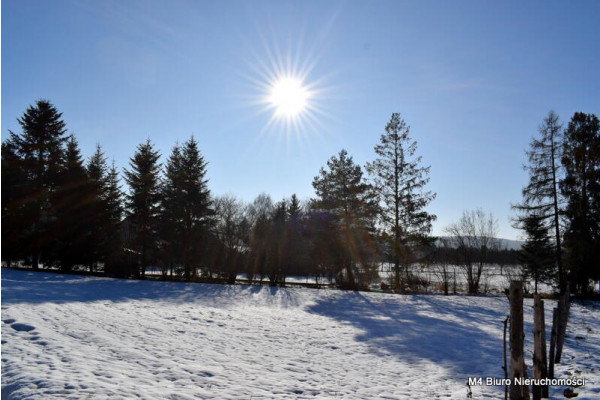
[268,77,309,119]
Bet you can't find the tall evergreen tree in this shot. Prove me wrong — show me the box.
[560,112,600,294]
[519,213,555,293]
[124,139,162,278]
[53,136,93,271]
[86,144,110,267]
[159,143,184,277]
[313,149,377,289]
[287,194,302,218]
[102,160,125,276]
[285,193,307,278]
[365,113,436,289]
[85,146,124,274]
[1,140,27,265]
[159,136,212,280]
[8,100,69,269]
[513,111,565,293]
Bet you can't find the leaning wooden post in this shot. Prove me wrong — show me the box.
[548,307,558,379]
[509,281,530,400]
[532,295,548,399]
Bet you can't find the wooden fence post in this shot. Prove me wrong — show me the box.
[509,281,530,400]
[532,295,548,399]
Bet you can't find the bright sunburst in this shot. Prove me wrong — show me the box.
[235,32,334,147]
[269,77,309,119]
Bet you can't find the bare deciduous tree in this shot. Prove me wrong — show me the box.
[445,209,499,294]
[214,195,249,284]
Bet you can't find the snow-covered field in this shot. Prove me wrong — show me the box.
[2,269,598,399]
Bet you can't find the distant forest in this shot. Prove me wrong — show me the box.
[2,101,599,295]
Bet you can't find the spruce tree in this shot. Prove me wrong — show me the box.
[179,136,212,279]
[366,113,436,290]
[8,100,69,269]
[1,140,26,266]
[124,139,161,278]
[159,137,212,280]
[519,213,555,293]
[103,161,124,276]
[560,112,600,294]
[86,144,110,267]
[86,146,124,273]
[53,136,93,271]
[312,149,377,289]
[287,194,302,218]
[513,111,565,292]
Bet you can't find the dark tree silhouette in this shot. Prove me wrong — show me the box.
[52,136,95,272]
[86,144,111,269]
[159,136,213,281]
[214,195,249,284]
[103,161,125,276]
[124,139,162,278]
[1,140,27,266]
[7,100,69,269]
[313,149,378,290]
[519,213,555,293]
[560,112,600,294]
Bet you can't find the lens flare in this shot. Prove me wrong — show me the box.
[269,77,309,118]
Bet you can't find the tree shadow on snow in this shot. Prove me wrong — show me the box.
[0,269,298,308]
[306,291,507,379]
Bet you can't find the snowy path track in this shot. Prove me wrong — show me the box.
[2,269,598,399]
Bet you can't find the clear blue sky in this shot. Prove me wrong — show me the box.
[2,0,599,240]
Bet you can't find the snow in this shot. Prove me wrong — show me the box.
[2,268,599,399]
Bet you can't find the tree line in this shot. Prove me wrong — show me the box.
[1,102,437,291]
[2,101,598,295]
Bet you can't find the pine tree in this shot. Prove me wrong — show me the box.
[312,149,377,289]
[159,143,184,277]
[159,136,212,280]
[86,144,110,267]
[8,100,69,269]
[560,112,600,294]
[179,136,212,279]
[1,140,26,266]
[366,113,436,289]
[519,213,555,293]
[52,136,93,271]
[513,111,565,292]
[124,139,162,278]
[103,160,125,276]
[287,194,302,218]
